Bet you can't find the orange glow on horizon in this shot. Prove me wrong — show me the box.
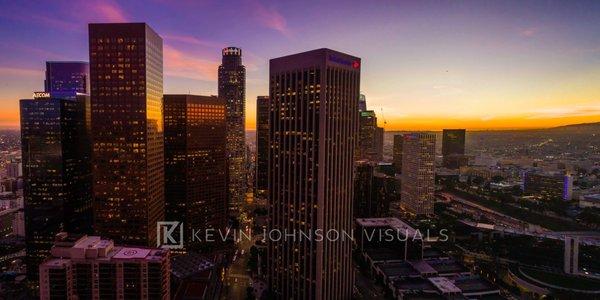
[1,109,598,131]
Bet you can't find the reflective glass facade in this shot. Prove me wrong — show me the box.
[45,61,90,94]
[164,95,227,252]
[20,93,92,281]
[89,23,164,246]
[357,110,383,161]
[442,129,467,169]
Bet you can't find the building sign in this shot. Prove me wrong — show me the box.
[328,55,360,69]
[33,92,50,99]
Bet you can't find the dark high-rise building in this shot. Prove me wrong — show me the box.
[358,110,383,161]
[218,47,246,214]
[375,126,384,160]
[442,129,467,169]
[163,95,228,252]
[393,134,403,174]
[255,96,269,198]
[44,61,90,94]
[401,133,435,216]
[89,23,164,246]
[354,161,395,218]
[20,91,92,281]
[268,48,360,299]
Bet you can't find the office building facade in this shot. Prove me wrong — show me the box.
[358,93,367,112]
[44,61,90,95]
[358,110,383,161]
[89,23,164,246]
[393,134,403,174]
[354,161,395,218]
[218,47,246,213]
[401,133,435,216]
[255,96,269,198]
[268,48,360,299]
[163,95,228,252]
[523,171,573,201]
[20,91,92,281]
[442,129,467,169]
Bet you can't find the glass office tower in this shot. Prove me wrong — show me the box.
[44,61,89,95]
[163,94,228,252]
[20,92,92,281]
[89,23,164,246]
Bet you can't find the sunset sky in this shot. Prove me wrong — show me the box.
[1,0,599,130]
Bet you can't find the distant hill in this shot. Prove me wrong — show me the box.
[550,122,600,129]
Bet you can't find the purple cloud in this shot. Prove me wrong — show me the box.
[248,0,291,37]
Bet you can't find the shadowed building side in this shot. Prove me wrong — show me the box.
[163,94,228,253]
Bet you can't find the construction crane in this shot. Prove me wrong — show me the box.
[380,107,387,128]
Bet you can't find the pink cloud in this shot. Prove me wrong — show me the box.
[163,34,225,49]
[0,67,43,78]
[0,11,81,31]
[163,45,219,81]
[92,1,128,22]
[248,0,291,37]
[519,27,538,37]
[67,1,128,23]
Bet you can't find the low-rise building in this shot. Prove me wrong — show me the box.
[579,194,600,208]
[39,233,170,300]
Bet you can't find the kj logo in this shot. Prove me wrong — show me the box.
[157,221,184,249]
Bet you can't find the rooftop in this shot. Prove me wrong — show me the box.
[365,248,406,262]
[377,262,419,278]
[356,217,417,237]
[453,276,500,295]
[393,277,437,292]
[408,260,438,276]
[46,232,168,263]
[425,259,469,275]
[583,194,600,201]
[428,277,461,294]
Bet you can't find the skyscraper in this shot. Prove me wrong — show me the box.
[255,96,269,198]
[401,133,435,216]
[442,129,467,169]
[358,93,367,112]
[163,94,228,252]
[20,91,92,281]
[44,61,89,95]
[358,110,383,161]
[218,47,246,214]
[89,23,164,246]
[268,48,360,299]
[393,134,403,174]
[354,161,394,218]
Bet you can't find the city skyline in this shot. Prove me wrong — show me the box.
[1,1,600,130]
